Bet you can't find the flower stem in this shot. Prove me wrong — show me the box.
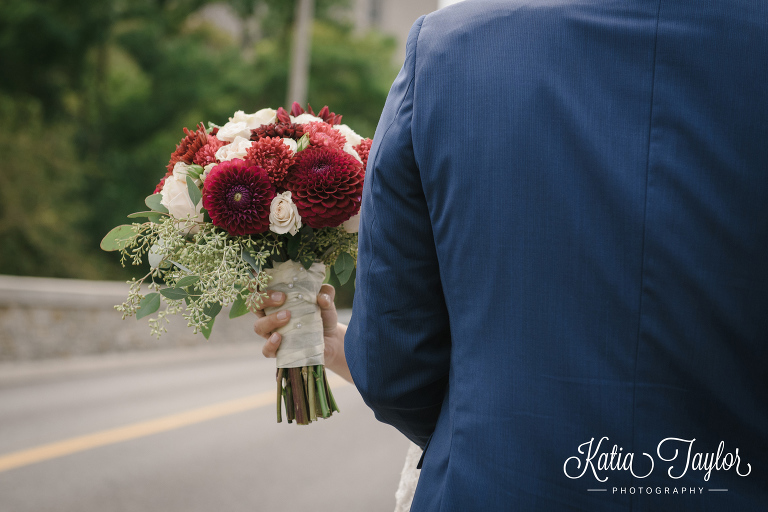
[276,368,284,423]
[323,367,339,413]
[303,367,318,422]
[289,367,309,425]
[314,365,331,418]
[284,373,295,423]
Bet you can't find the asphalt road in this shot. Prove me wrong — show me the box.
[0,343,409,512]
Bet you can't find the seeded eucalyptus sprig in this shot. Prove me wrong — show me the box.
[102,194,358,338]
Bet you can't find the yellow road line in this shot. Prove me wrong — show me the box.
[0,375,349,473]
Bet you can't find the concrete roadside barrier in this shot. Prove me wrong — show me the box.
[0,275,351,361]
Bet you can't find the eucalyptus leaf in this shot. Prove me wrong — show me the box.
[300,255,314,270]
[176,276,200,288]
[334,252,355,286]
[204,301,223,320]
[169,260,192,273]
[136,293,161,319]
[145,194,169,213]
[241,251,261,273]
[300,224,313,238]
[287,234,301,260]
[186,175,202,206]
[160,287,188,300]
[229,295,250,319]
[127,211,165,223]
[100,225,136,252]
[187,164,203,179]
[201,316,216,340]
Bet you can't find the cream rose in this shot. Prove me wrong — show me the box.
[160,164,204,234]
[201,162,217,183]
[343,142,362,163]
[342,213,360,233]
[216,121,251,142]
[291,113,323,125]
[269,191,302,235]
[215,136,253,161]
[282,137,298,154]
[231,108,276,129]
[334,124,363,147]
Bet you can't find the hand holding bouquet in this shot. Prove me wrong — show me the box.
[102,103,371,425]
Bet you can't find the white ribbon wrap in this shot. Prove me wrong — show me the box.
[264,260,326,368]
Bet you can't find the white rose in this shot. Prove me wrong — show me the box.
[216,121,251,142]
[342,213,360,233]
[282,138,297,154]
[291,113,323,125]
[171,161,201,187]
[334,124,363,147]
[160,167,204,234]
[269,191,302,235]
[201,163,217,183]
[231,108,276,129]
[343,142,362,163]
[215,136,253,161]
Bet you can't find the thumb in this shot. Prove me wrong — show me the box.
[317,284,337,330]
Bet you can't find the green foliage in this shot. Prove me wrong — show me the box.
[0,0,396,310]
[111,210,357,337]
[0,93,105,277]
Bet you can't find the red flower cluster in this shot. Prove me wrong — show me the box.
[157,105,368,235]
[168,123,207,174]
[305,122,346,150]
[194,135,226,167]
[287,147,364,229]
[203,160,275,235]
[354,139,373,168]
[246,137,295,187]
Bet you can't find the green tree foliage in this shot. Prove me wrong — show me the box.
[0,0,397,287]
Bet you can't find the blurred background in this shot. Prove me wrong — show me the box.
[0,0,460,510]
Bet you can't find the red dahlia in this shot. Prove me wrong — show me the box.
[194,135,226,167]
[305,121,346,150]
[353,138,373,168]
[202,159,275,235]
[289,102,342,125]
[286,147,364,229]
[245,137,295,187]
[167,123,207,174]
[250,122,305,142]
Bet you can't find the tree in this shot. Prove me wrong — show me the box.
[0,0,397,285]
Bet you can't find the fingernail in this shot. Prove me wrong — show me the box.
[277,310,289,320]
[271,291,284,302]
[319,293,331,306]
[269,333,279,344]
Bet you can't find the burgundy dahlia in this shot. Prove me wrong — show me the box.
[353,138,373,168]
[250,122,305,142]
[289,102,342,125]
[202,159,275,235]
[245,137,295,187]
[286,147,364,229]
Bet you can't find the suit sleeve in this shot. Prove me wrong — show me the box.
[345,15,451,449]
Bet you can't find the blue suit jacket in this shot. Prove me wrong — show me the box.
[346,1,768,510]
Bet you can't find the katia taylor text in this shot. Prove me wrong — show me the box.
[563,437,752,482]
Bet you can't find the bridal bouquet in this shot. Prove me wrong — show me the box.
[101,103,371,425]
